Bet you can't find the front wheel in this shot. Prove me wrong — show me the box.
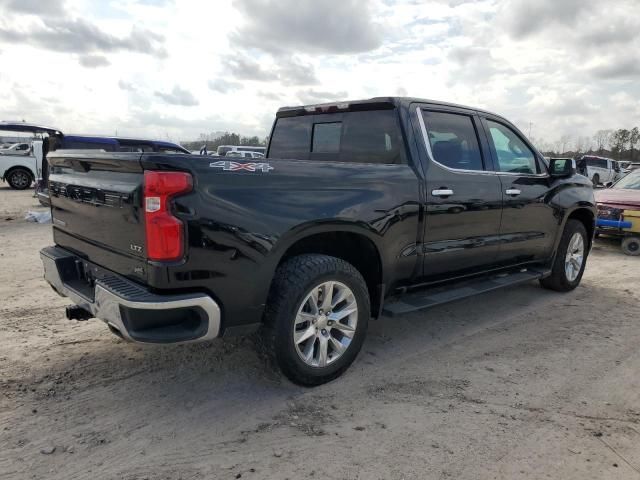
[262,254,370,386]
[7,168,33,190]
[540,219,588,292]
[592,174,600,187]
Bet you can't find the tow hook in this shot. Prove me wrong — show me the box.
[65,305,93,321]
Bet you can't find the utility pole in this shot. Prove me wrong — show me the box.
[528,122,533,138]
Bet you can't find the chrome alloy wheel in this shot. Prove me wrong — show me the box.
[293,281,358,368]
[564,232,585,282]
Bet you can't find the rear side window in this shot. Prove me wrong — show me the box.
[269,110,402,164]
[63,140,116,151]
[588,158,607,168]
[486,120,538,174]
[269,116,312,160]
[421,111,484,171]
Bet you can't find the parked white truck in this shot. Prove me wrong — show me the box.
[0,142,42,190]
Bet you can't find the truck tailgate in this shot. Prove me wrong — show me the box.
[47,152,147,281]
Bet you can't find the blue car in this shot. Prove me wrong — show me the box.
[0,122,190,204]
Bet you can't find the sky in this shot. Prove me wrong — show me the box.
[0,0,638,146]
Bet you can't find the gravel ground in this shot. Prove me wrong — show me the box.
[1,186,639,480]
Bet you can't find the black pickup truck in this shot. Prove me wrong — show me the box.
[40,97,596,385]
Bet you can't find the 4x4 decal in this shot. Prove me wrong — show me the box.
[209,161,274,173]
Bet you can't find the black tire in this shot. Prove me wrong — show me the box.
[6,168,33,190]
[592,174,600,187]
[540,219,588,292]
[621,236,640,256]
[262,254,370,386]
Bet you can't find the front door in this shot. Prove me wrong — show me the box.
[415,106,503,279]
[480,116,558,264]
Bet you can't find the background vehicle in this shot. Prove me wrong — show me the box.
[595,169,640,255]
[580,155,618,186]
[216,145,266,156]
[226,150,265,158]
[0,142,31,155]
[0,122,189,200]
[40,97,595,386]
[0,147,38,189]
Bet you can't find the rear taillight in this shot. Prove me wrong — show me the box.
[143,171,192,261]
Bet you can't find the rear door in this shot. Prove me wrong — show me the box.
[268,107,423,284]
[480,116,557,264]
[414,105,503,279]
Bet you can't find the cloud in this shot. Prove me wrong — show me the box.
[297,89,349,105]
[79,54,110,68]
[589,57,640,80]
[154,86,199,106]
[0,0,66,16]
[208,78,243,94]
[221,54,318,85]
[0,18,167,57]
[220,55,278,81]
[118,80,136,91]
[577,20,640,47]
[257,91,281,101]
[231,0,383,54]
[447,46,507,84]
[277,57,318,85]
[501,0,594,39]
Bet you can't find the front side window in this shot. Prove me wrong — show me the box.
[422,110,484,171]
[614,170,640,190]
[486,120,538,174]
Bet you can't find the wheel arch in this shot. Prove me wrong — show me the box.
[4,164,35,182]
[567,207,596,248]
[270,225,385,318]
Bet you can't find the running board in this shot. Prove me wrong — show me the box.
[382,268,549,317]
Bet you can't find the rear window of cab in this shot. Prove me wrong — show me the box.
[268,110,403,164]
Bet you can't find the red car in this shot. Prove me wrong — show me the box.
[595,169,640,255]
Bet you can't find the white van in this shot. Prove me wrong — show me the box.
[216,145,266,157]
[581,156,618,186]
[226,150,265,159]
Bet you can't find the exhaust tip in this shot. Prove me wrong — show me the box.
[65,305,93,321]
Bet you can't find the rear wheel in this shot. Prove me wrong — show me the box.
[621,236,640,256]
[262,254,370,386]
[540,219,588,292]
[6,168,32,190]
[592,174,600,187]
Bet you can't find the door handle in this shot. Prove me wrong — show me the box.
[432,189,454,197]
[505,188,521,196]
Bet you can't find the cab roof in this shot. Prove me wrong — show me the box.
[276,96,501,119]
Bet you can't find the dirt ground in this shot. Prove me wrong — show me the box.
[1,186,639,480]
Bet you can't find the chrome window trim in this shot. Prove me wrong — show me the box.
[496,171,549,178]
[415,106,495,176]
[417,106,550,179]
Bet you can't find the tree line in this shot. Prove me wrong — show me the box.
[532,127,640,161]
[181,132,267,152]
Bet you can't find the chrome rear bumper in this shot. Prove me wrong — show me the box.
[40,246,221,344]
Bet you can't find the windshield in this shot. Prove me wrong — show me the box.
[614,171,640,190]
